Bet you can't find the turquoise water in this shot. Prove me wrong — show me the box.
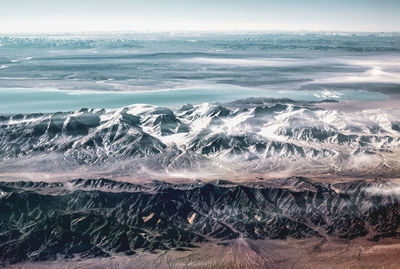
[0,33,398,114]
[0,87,387,114]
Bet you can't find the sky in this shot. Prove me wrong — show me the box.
[0,0,399,33]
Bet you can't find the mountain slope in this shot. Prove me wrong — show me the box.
[0,177,400,265]
[1,98,399,178]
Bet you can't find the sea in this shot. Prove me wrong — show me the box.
[0,32,399,113]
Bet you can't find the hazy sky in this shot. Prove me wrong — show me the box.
[0,0,399,33]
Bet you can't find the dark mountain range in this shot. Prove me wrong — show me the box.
[1,177,399,265]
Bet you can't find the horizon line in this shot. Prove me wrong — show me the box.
[2,29,400,35]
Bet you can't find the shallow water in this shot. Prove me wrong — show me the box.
[0,86,388,113]
[0,32,399,113]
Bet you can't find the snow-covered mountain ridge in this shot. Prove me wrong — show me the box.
[1,98,399,179]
